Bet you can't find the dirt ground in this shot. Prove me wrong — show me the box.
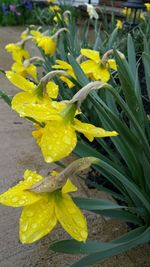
[0,26,149,267]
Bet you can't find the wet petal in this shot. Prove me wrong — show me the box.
[6,71,35,92]
[74,119,118,141]
[108,59,117,70]
[93,65,110,82]
[62,179,77,194]
[81,49,100,63]
[53,60,72,70]
[40,120,77,162]
[20,195,57,243]
[0,169,43,207]
[46,81,59,99]
[26,64,37,81]
[55,193,88,242]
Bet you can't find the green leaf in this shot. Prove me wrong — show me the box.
[67,53,89,87]
[70,227,150,266]
[127,34,137,79]
[0,90,12,106]
[73,197,125,210]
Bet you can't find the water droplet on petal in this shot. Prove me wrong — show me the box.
[63,136,71,144]
[19,199,26,205]
[81,230,87,239]
[12,197,18,203]
[21,222,28,232]
[26,210,34,217]
[31,223,37,229]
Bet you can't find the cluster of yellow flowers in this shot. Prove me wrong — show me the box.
[0,5,119,245]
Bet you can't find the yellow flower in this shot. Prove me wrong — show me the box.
[32,104,118,163]
[122,7,131,16]
[6,71,64,122]
[116,19,123,29]
[5,43,30,63]
[53,59,76,88]
[140,12,145,20]
[30,30,43,44]
[80,49,117,82]
[11,61,37,81]
[0,169,87,243]
[37,36,56,56]
[47,0,56,2]
[53,12,62,23]
[49,5,60,12]
[145,3,150,12]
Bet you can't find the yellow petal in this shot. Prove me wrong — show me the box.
[55,193,88,242]
[74,119,118,141]
[81,60,99,75]
[6,71,35,92]
[11,92,62,122]
[62,179,77,194]
[60,76,75,88]
[20,195,57,243]
[108,59,117,70]
[38,36,56,56]
[0,169,43,207]
[93,65,110,82]
[46,81,59,99]
[12,49,30,63]
[26,64,37,82]
[40,120,77,162]
[12,62,25,74]
[81,49,100,63]
[53,60,72,70]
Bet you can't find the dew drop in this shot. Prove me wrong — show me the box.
[31,223,37,229]
[19,199,26,205]
[12,197,18,203]
[26,210,34,217]
[63,136,71,144]
[21,222,28,232]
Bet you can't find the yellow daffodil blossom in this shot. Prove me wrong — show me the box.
[116,19,123,29]
[53,12,62,23]
[122,7,131,16]
[140,12,145,21]
[11,61,37,82]
[49,5,60,12]
[145,3,150,12]
[53,59,76,88]
[5,43,30,63]
[0,169,87,243]
[30,30,43,44]
[47,0,56,3]
[6,71,65,122]
[80,49,117,82]
[37,36,56,56]
[20,28,29,40]
[32,103,118,163]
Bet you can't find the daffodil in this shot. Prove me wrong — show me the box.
[30,30,43,44]
[80,49,117,82]
[37,36,56,56]
[53,12,62,23]
[0,169,87,243]
[86,3,99,20]
[11,61,37,81]
[116,19,123,29]
[49,5,60,12]
[32,103,118,163]
[53,59,76,88]
[5,43,30,63]
[6,71,65,122]
[145,3,150,12]
[122,7,131,16]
